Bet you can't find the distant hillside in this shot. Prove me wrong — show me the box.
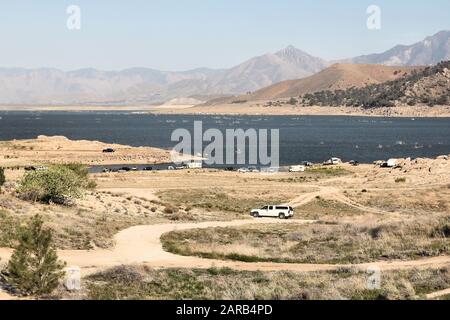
[300,61,450,108]
[344,30,450,66]
[233,64,420,101]
[0,46,327,105]
[0,30,448,105]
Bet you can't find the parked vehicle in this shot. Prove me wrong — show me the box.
[237,167,250,173]
[143,166,153,171]
[120,167,131,172]
[261,167,279,174]
[379,159,398,168]
[102,168,112,173]
[102,148,115,153]
[248,166,259,172]
[251,205,294,219]
[324,157,342,165]
[301,161,313,167]
[349,160,359,166]
[167,166,175,170]
[387,159,398,168]
[289,165,306,172]
[185,161,202,169]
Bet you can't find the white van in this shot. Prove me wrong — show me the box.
[251,205,294,219]
[289,165,306,172]
[185,161,202,169]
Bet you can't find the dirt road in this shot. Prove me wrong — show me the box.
[1,217,449,281]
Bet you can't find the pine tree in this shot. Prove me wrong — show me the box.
[5,215,66,296]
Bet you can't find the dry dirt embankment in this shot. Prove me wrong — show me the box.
[0,135,176,167]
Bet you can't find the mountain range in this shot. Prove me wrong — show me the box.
[0,30,448,105]
[231,64,422,102]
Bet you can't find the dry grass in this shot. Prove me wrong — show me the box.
[293,197,366,219]
[347,187,450,214]
[84,265,450,300]
[0,188,185,249]
[157,188,293,214]
[161,215,450,264]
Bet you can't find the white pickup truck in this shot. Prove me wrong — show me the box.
[250,205,294,219]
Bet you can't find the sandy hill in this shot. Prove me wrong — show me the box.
[235,64,421,102]
[301,60,450,108]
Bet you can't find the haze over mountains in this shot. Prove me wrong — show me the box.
[0,30,448,105]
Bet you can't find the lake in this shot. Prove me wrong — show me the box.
[1,111,449,165]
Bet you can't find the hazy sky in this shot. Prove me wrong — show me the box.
[0,0,449,71]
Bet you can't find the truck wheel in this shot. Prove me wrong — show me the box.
[252,212,259,218]
[278,213,285,219]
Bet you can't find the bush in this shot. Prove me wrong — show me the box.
[18,165,86,205]
[62,163,96,190]
[395,177,406,183]
[3,215,65,296]
[288,97,298,105]
[0,167,5,187]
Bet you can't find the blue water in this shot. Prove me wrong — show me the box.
[0,111,449,165]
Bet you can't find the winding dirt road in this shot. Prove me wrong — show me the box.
[1,217,449,279]
[1,182,450,300]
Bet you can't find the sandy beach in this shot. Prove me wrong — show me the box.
[2,104,449,117]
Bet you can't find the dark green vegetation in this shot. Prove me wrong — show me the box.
[1,215,65,296]
[86,265,450,300]
[301,61,450,108]
[0,210,20,247]
[17,164,95,205]
[0,167,5,188]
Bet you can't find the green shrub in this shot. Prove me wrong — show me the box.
[3,215,65,296]
[395,177,406,183]
[0,167,5,187]
[18,165,85,205]
[62,163,96,189]
[288,97,298,105]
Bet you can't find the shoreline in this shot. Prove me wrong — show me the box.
[0,104,450,118]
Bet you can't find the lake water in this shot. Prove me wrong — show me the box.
[0,111,449,165]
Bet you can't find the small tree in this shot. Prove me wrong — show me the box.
[0,167,5,188]
[4,215,65,296]
[288,97,298,105]
[18,165,85,204]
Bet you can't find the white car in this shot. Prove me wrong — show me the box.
[237,167,250,173]
[251,205,294,219]
[323,157,342,165]
[289,165,305,172]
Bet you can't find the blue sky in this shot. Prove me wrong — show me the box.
[0,0,448,71]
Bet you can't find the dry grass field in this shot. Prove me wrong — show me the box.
[0,138,449,300]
